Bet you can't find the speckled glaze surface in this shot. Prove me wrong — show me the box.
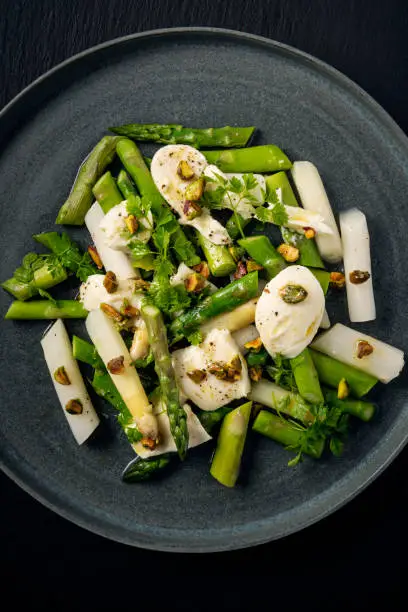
[1,28,408,552]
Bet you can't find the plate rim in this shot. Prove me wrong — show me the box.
[1,26,408,552]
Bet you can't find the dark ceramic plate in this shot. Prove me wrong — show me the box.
[1,28,408,552]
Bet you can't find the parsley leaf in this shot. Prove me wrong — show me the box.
[266,355,297,391]
[13,253,47,284]
[255,200,288,226]
[187,329,203,345]
[147,258,191,317]
[45,233,100,282]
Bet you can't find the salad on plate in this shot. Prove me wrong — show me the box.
[2,123,404,486]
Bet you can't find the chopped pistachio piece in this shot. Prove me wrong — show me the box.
[192,261,210,279]
[279,284,308,304]
[125,214,139,234]
[356,340,374,359]
[187,369,207,384]
[330,271,346,289]
[100,302,124,322]
[233,260,247,279]
[53,366,71,386]
[244,337,263,352]
[249,365,262,382]
[349,270,371,284]
[88,245,103,269]
[184,272,206,293]
[120,298,140,318]
[141,436,158,450]
[177,160,195,180]
[103,271,118,294]
[277,243,300,262]
[183,200,202,220]
[107,355,125,374]
[184,177,205,201]
[246,259,264,273]
[65,399,83,415]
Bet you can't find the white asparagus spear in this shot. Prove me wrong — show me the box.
[41,319,100,444]
[232,324,259,354]
[200,298,258,336]
[311,323,404,383]
[340,208,376,322]
[85,202,139,280]
[86,309,158,441]
[134,402,211,458]
[290,161,343,263]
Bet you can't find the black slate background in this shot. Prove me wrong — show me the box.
[1,0,408,609]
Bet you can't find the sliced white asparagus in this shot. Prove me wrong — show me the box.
[134,401,211,458]
[311,323,404,383]
[41,319,100,444]
[86,309,158,440]
[232,324,259,354]
[291,161,343,263]
[320,309,331,330]
[85,202,139,279]
[340,208,376,322]
[248,379,292,410]
[170,262,217,293]
[200,297,258,336]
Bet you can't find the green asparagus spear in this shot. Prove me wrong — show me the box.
[56,136,122,225]
[238,235,286,279]
[310,268,330,295]
[290,348,324,404]
[110,124,255,148]
[170,271,258,339]
[225,213,251,240]
[248,379,315,425]
[2,254,67,301]
[253,410,324,459]
[122,454,172,482]
[309,350,378,398]
[116,139,164,214]
[323,388,375,422]
[92,171,123,213]
[117,169,138,199]
[5,299,87,319]
[265,173,324,269]
[204,145,292,173]
[197,405,236,434]
[210,401,252,487]
[142,303,188,460]
[196,233,236,277]
[72,335,104,369]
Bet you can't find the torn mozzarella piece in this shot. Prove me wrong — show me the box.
[99,201,153,251]
[79,274,142,315]
[133,401,211,458]
[85,202,139,280]
[151,144,231,245]
[255,265,325,358]
[172,328,250,411]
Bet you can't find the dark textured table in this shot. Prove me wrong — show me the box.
[1,0,407,608]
